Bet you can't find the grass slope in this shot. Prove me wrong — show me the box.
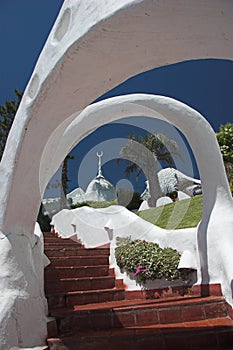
[137,195,203,230]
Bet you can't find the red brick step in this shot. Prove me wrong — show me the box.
[45,247,110,258]
[47,287,126,309]
[45,265,111,280]
[49,295,229,333]
[43,232,233,349]
[45,275,117,293]
[47,316,233,350]
[48,255,109,267]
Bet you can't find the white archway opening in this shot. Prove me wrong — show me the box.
[41,92,233,297]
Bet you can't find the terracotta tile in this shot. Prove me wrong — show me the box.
[109,268,115,277]
[115,279,124,288]
[183,319,213,331]
[125,290,143,300]
[96,290,113,303]
[182,304,205,322]
[158,307,182,324]
[208,317,233,327]
[45,237,233,350]
[112,290,125,302]
[209,284,222,296]
[205,301,228,319]
[135,308,158,326]
[92,277,115,290]
[113,310,135,327]
[191,283,222,297]
[83,292,99,305]
[66,294,82,307]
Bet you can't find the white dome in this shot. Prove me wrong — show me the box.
[85,174,116,202]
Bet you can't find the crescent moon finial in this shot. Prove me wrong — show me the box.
[97,151,103,158]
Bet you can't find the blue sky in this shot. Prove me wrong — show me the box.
[1,1,233,196]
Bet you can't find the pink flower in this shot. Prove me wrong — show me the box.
[134,265,147,276]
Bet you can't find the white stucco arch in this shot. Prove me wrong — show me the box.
[40,94,231,214]
[42,93,233,293]
[1,0,233,234]
[0,1,233,348]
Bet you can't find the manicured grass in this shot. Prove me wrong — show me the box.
[137,195,203,229]
[71,200,117,209]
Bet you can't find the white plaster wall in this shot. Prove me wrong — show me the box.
[0,224,48,350]
[0,0,232,348]
[52,204,197,291]
[49,94,233,306]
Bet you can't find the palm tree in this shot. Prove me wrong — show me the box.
[60,154,74,210]
[118,133,181,206]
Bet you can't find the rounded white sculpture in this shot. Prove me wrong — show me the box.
[156,196,173,207]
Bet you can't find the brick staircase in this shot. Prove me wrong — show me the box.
[44,231,233,349]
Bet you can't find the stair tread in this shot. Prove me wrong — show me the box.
[47,275,115,282]
[45,247,109,251]
[48,255,109,259]
[44,242,83,247]
[44,245,84,249]
[46,286,125,297]
[44,236,80,244]
[44,232,233,349]
[46,265,110,270]
[48,316,233,339]
[49,295,224,314]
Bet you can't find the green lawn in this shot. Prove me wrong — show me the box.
[137,195,203,230]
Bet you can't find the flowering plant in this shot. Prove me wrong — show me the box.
[167,190,178,202]
[115,237,181,284]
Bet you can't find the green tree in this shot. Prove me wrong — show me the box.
[216,122,233,194]
[126,191,143,211]
[118,133,181,206]
[216,123,233,164]
[0,89,23,160]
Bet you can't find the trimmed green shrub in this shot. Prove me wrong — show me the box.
[115,237,181,284]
